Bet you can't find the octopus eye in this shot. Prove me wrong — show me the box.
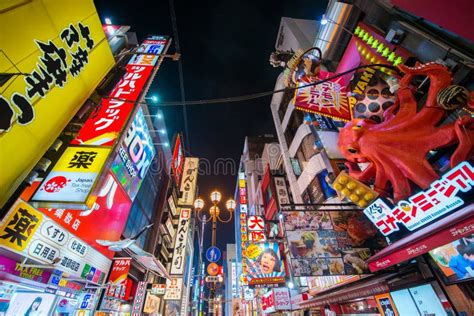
[347,147,358,154]
[352,124,363,130]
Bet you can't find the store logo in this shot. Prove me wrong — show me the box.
[42,176,71,193]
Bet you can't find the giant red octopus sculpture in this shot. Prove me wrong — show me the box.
[338,62,474,202]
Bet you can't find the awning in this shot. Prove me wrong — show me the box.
[299,273,396,308]
[367,204,474,272]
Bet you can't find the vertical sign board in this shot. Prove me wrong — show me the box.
[170,208,191,275]
[247,216,266,242]
[105,258,132,299]
[238,172,249,287]
[131,281,147,316]
[0,0,115,208]
[171,134,185,187]
[273,288,291,310]
[31,147,110,209]
[110,107,155,201]
[71,37,167,146]
[274,177,290,208]
[0,200,111,280]
[178,158,199,206]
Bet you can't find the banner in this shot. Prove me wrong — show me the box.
[110,107,155,201]
[170,209,191,275]
[245,242,285,286]
[274,288,291,310]
[131,281,146,316]
[178,158,199,206]
[283,210,385,276]
[0,0,115,208]
[0,200,111,280]
[30,146,110,209]
[294,72,352,121]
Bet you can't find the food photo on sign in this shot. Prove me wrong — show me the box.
[245,242,285,285]
[284,210,385,276]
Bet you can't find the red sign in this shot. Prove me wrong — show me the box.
[207,263,219,276]
[295,71,352,121]
[261,290,275,313]
[106,258,132,299]
[71,98,135,146]
[171,134,184,187]
[71,64,153,146]
[368,214,474,272]
[21,172,132,258]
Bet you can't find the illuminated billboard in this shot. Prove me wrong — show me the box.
[110,108,155,201]
[30,146,110,209]
[0,200,111,279]
[245,242,285,286]
[0,0,115,208]
[171,134,185,187]
[283,210,385,276]
[177,158,199,206]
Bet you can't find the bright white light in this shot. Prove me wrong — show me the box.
[278,213,284,220]
[288,281,294,289]
[160,129,166,135]
[157,114,163,119]
[320,15,329,25]
[164,142,169,147]
[104,17,112,25]
[151,95,159,103]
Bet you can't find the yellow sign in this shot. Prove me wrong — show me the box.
[0,0,115,208]
[31,146,110,207]
[0,200,43,252]
[53,146,111,173]
[245,244,262,260]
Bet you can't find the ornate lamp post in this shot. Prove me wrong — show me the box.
[193,190,235,247]
[193,191,235,315]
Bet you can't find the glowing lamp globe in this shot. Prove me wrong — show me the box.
[225,199,236,211]
[210,191,221,203]
[209,205,220,216]
[194,198,204,211]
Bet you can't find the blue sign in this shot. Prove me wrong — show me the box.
[206,246,221,263]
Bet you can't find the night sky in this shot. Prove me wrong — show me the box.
[94,0,327,254]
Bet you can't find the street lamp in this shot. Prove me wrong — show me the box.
[194,191,234,246]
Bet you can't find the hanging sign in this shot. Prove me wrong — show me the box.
[177,158,199,206]
[295,72,352,121]
[364,161,473,236]
[131,281,147,316]
[164,278,183,300]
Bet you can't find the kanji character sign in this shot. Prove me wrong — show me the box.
[247,215,265,231]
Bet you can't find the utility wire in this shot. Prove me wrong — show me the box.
[146,63,401,107]
[168,0,191,152]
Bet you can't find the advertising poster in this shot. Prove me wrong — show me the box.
[0,0,115,208]
[21,172,132,259]
[0,200,111,280]
[429,234,474,284]
[273,288,291,310]
[106,258,132,299]
[143,292,160,313]
[6,292,56,315]
[31,146,110,207]
[245,242,285,286]
[0,256,51,284]
[283,210,385,276]
[375,293,399,316]
[111,107,155,201]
